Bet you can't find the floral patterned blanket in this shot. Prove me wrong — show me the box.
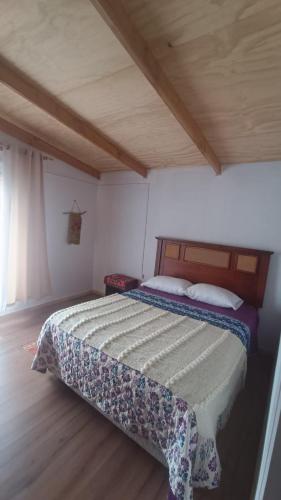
[32,290,249,499]
[32,320,198,500]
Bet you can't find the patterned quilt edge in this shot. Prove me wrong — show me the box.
[32,319,221,499]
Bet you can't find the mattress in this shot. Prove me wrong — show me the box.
[32,290,250,500]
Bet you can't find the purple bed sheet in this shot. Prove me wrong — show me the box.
[139,286,259,354]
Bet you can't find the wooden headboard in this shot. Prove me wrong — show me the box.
[154,237,272,308]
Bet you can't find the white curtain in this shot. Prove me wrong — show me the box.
[0,146,51,311]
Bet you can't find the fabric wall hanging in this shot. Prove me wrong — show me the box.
[63,200,87,245]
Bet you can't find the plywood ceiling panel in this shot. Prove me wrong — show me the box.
[0,0,130,94]
[0,0,280,170]
[0,85,126,172]
[0,0,204,171]
[124,0,281,164]
[59,66,206,168]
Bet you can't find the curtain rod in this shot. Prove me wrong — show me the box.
[0,142,53,160]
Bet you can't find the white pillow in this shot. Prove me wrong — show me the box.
[141,276,192,296]
[185,283,243,310]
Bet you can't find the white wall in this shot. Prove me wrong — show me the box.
[44,159,97,300]
[93,181,148,292]
[0,131,98,312]
[93,164,281,353]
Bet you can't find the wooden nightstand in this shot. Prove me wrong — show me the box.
[104,274,139,296]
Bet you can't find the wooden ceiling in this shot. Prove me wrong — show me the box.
[0,0,280,178]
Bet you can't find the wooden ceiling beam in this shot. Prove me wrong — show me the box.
[0,116,100,179]
[0,59,148,177]
[91,0,222,175]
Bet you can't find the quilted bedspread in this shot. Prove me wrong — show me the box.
[32,291,249,499]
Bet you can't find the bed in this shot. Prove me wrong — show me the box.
[32,237,272,500]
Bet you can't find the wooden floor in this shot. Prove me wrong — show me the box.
[0,295,273,500]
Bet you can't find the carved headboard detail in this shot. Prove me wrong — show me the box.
[154,237,272,308]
